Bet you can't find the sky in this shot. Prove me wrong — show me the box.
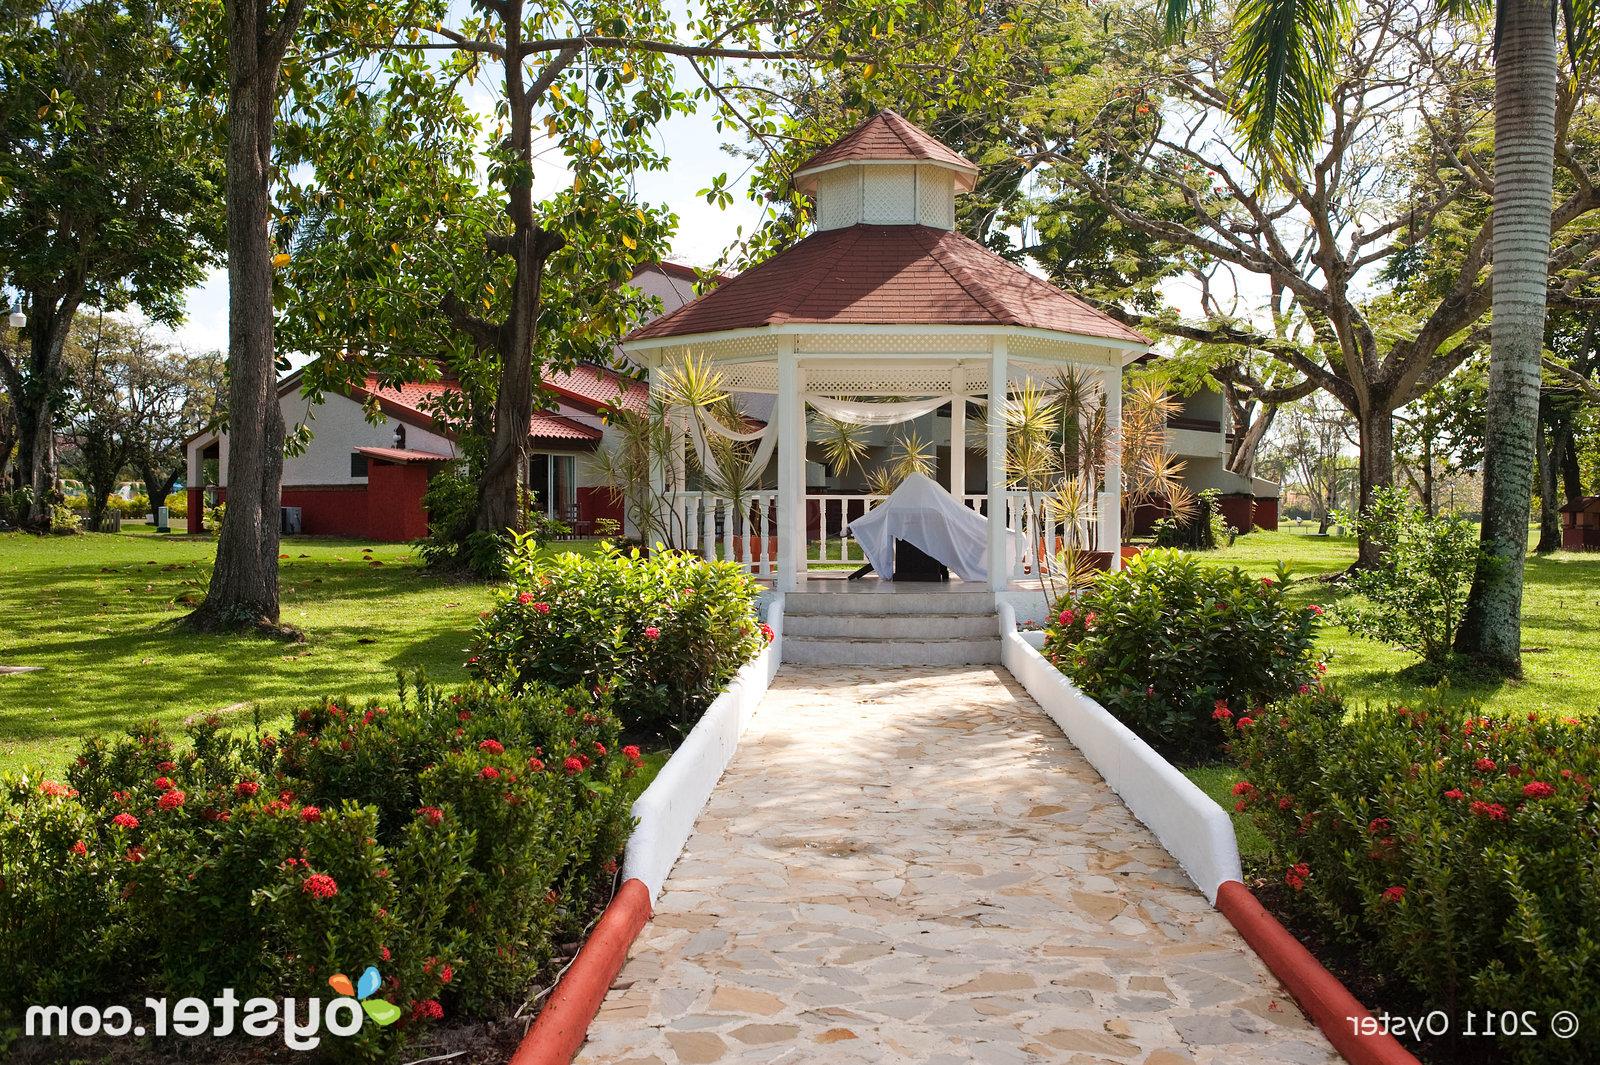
[147,79,769,352]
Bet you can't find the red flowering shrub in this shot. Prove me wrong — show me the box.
[0,678,634,1057]
[1040,549,1321,761]
[1227,689,1599,1063]
[467,544,764,743]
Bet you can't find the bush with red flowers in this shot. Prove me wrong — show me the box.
[0,680,636,1059]
[1227,689,1600,1064]
[1040,548,1322,761]
[468,543,765,743]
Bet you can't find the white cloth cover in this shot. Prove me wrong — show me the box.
[847,472,997,582]
[806,393,986,427]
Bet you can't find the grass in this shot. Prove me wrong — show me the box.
[0,528,603,774]
[1179,525,1600,856]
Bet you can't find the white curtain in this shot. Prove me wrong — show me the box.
[806,393,983,426]
[682,413,776,492]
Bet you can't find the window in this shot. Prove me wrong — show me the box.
[350,452,369,478]
[527,453,576,517]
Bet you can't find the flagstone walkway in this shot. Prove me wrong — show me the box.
[575,666,1339,1065]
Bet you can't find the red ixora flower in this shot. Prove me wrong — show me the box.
[1470,800,1509,822]
[158,789,186,811]
[235,780,261,799]
[643,626,661,640]
[479,766,501,781]
[563,756,585,775]
[1521,780,1555,799]
[1058,608,1076,626]
[1083,611,1097,628]
[759,622,775,643]
[438,964,453,984]
[533,601,550,615]
[1475,758,1497,773]
[70,839,88,857]
[478,739,505,755]
[1260,577,1275,587]
[622,745,642,762]
[301,873,339,899]
[517,591,534,605]
[1212,704,1233,722]
[1444,789,1466,800]
[527,757,545,772]
[410,999,444,1021]
[111,812,140,829]
[1368,817,1392,835]
[1285,862,1310,891]
[1306,603,1325,616]
[153,777,175,793]
[418,806,444,826]
[1231,780,1255,797]
[1381,885,1406,904]
[39,780,72,797]
[1236,716,1256,729]
[300,805,323,823]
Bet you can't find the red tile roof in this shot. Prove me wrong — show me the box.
[353,446,454,464]
[627,225,1148,345]
[544,364,649,414]
[354,377,603,444]
[794,111,978,190]
[638,260,733,287]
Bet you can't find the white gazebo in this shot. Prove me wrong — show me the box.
[622,112,1149,597]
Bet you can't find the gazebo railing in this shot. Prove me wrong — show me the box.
[668,489,1108,580]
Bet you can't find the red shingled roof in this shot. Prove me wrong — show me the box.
[353,446,454,464]
[545,364,649,414]
[627,225,1148,345]
[353,377,603,444]
[794,111,978,192]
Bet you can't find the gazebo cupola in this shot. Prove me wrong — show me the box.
[793,110,978,232]
[623,111,1149,597]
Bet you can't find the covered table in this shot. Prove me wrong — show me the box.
[847,473,1002,582]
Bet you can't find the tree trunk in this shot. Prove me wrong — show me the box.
[9,297,80,531]
[1353,403,1395,566]
[141,465,178,517]
[472,5,564,540]
[1534,416,1562,552]
[1559,421,1584,503]
[1457,0,1557,674]
[1227,402,1276,479]
[185,0,299,633]
[1421,433,1435,517]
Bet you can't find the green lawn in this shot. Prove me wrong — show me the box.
[0,529,607,774]
[1182,526,1600,856]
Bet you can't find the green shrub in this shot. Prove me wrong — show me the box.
[1040,548,1323,761]
[1152,488,1236,550]
[1336,487,1480,663]
[417,468,568,577]
[469,543,767,743]
[1227,691,1599,1064]
[0,679,638,1057]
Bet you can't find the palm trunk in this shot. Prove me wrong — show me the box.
[1456,0,1557,673]
[186,0,302,632]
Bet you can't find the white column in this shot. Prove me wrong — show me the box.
[987,340,1008,592]
[645,362,665,546]
[776,340,803,591]
[1100,361,1123,569]
[948,364,966,501]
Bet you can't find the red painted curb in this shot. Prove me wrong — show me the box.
[509,877,653,1065]
[1215,880,1420,1065]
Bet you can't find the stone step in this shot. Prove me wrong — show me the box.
[783,612,998,640]
[784,589,996,616]
[782,635,1002,667]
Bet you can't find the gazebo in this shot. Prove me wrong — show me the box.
[622,112,1149,596]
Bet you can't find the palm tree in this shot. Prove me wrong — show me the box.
[1161,0,1587,675]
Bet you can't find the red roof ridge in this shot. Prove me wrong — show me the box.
[792,111,977,188]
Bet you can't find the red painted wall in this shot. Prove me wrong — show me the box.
[1253,496,1280,531]
[186,487,205,534]
[1217,493,1256,534]
[280,486,372,538]
[577,486,622,529]
[366,463,431,541]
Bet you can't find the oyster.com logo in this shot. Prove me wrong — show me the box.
[328,966,402,1027]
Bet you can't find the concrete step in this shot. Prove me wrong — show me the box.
[784,589,996,616]
[784,611,999,640]
[783,635,1002,667]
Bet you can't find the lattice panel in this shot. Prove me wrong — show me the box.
[916,168,956,229]
[803,363,958,396]
[815,169,860,231]
[797,332,989,355]
[1008,334,1120,362]
[716,363,778,392]
[862,165,917,224]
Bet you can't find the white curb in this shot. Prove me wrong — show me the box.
[621,596,784,900]
[998,603,1243,903]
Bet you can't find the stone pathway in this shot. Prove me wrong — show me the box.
[576,666,1339,1065]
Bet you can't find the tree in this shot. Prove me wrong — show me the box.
[1032,3,1600,574]
[1271,393,1353,534]
[63,313,146,529]
[1155,0,1596,674]
[129,347,225,517]
[0,0,222,532]
[283,0,1001,568]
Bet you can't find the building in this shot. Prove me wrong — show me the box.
[1562,496,1600,550]
[1157,383,1281,533]
[620,110,1148,594]
[179,264,719,540]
